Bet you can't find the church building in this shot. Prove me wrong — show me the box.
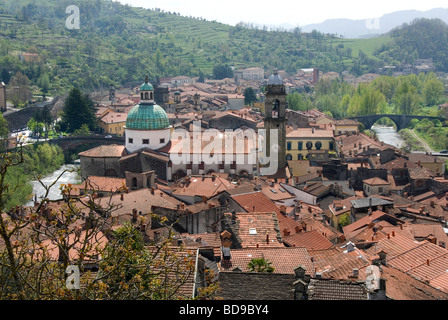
[80,72,288,184]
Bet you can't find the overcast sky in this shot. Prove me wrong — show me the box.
[118,0,448,26]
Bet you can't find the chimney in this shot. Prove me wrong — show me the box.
[315,272,322,279]
[266,234,270,244]
[132,209,137,222]
[151,188,155,195]
[231,210,237,224]
[352,268,359,279]
[120,193,124,201]
[378,250,387,266]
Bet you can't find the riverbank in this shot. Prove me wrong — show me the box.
[3,143,66,210]
[398,129,427,153]
[26,163,81,207]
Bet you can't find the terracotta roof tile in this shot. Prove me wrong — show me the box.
[224,212,284,248]
[284,230,333,250]
[79,144,126,158]
[231,191,281,214]
[172,175,238,198]
[219,247,314,274]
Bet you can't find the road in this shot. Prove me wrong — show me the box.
[409,129,434,153]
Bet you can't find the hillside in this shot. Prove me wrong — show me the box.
[0,0,446,97]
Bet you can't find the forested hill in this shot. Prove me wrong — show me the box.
[0,0,447,95]
[375,18,448,71]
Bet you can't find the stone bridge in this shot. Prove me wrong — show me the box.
[47,135,125,151]
[347,114,447,131]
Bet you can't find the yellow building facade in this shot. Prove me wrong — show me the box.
[285,128,336,160]
[98,112,126,136]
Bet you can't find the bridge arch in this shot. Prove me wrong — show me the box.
[348,114,447,132]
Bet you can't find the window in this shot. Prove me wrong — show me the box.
[128,138,133,144]
[329,141,334,151]
[142,139,149,144]
[298,142,303,151]
[287,141,292,150]
[145,92,149,100]
[286,154,292,161]
[306,142,313,150]
[249,228,257,235]
[378,187,383,194]
[160,138,165,144]
[315,141,322,150]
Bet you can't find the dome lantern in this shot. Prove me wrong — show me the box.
[139,75,155,104]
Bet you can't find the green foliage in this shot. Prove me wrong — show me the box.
[339,213,351,228]
[377,18,448,71]
[62,87,96,133]
[2,143,65,209]
[0,69,10,85]
[212,64,233,80]
[286,92,312,111]
[247,258,275,273]
[423,78,445,106]
[0,114,9,139]
[73,124,91,136]
[243,87,257,106]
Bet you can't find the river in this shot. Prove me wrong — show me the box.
[26,163,81,207]
[371,124,406,149]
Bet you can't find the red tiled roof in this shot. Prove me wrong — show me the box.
[283,230,333,250]
[219,247,314,274]
[225,212,284,248]
[76,176,126,192]
[231,191,281,214]
[79,144,126,158]
[363,177,390,186]
[172,176,238,198]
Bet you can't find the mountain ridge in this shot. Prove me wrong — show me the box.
[297,8,448,38]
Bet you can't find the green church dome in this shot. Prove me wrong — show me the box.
[140,75,154,91]
[126,103,170,130]
[140,82,154,91]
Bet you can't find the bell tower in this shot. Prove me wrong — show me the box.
[263,69,287,171]
[0,82,6,113]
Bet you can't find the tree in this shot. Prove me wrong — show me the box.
[37,74,51,100]
[423,78,445,106]
[0,114,8,139]
[197,70,205,83]
[9,72,32,107]
[61,88,96,133]
[287,92,312,111]
[212,64,233,80]
[395,78,420,115]
[40,105,54,138]
[0,69,10,85]
[244,87,257,106]
[247,258,274,273]
[0,156,218,299]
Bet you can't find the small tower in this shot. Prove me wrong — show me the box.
[263,68,287,171]
[0,82,6,113]
[139,75,155,104]
[109,84,116,104]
